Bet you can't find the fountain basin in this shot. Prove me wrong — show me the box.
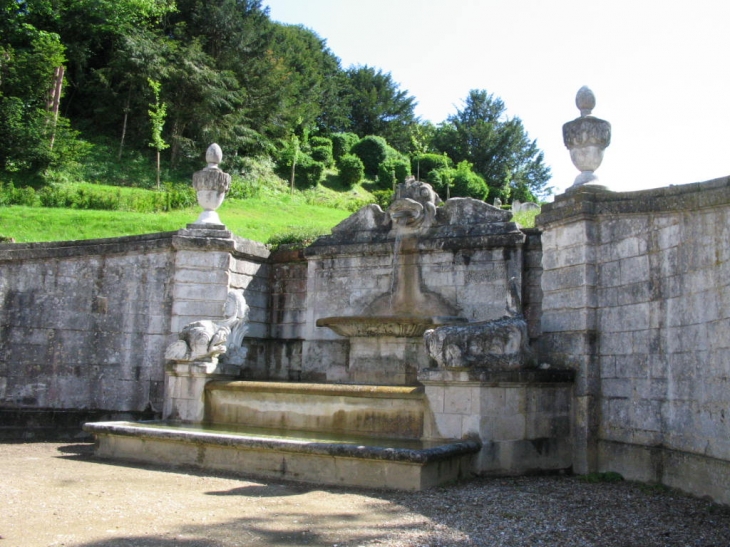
[317,315,468,338]
[83,419,480,491]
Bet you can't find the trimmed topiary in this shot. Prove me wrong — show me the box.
[337,153,365,188]
[331,132,360,162]
[411,153,452,180]
[377,157,411,190]
[351,135,388,178]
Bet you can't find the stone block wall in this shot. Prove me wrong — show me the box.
[0,233,178,429]
[0,229,270,437]
[521,228,543,342]
[299,235,525,383]
[420,369,574,475]
[538,178,730,504]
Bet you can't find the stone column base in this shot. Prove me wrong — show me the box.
[163,362,239,422]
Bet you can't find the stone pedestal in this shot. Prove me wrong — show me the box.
[419,368,575,475]
[162,362,239,422]
[348,336,428,385]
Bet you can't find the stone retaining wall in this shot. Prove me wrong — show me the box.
[0,229,269,437]
[537,177,730,504]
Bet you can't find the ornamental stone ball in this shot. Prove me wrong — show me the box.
[192,143,231,225]
[563,86,611,188]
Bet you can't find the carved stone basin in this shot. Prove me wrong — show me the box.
[316,315,468,338]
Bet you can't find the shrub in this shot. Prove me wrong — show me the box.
[424,167,454,199]
[331,132,359,162]
[337,154,365,188]
[275,150,324,189]
[377,157,411,190]
[411,153,452,180]
[452,161,489,200]
[267,226,328,251]
[351,135,388,178]
[0,183,38,206]
[310,144,334,167]
[295,155,325,189]
[372,189,393,209]
[309,136,332,148]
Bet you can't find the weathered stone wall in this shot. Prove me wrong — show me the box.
[300,233,525,383]
[0,229,269,437]
[538,178,730,504]
[0,234,177,428]
[521,228,543,342]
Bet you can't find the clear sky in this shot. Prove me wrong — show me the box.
[264,0,729,196]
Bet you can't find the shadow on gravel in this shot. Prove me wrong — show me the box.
[56,442,95,457]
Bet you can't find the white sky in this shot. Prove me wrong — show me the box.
[264,0,730,196]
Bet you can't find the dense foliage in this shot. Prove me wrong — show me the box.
[1,0,552,203]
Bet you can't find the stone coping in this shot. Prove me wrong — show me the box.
[304,228,525,258]
[418,368,575,385]
[205,380,425,399]
[537,176,730,226]
[0,228,269,262]
[83,421,481,464]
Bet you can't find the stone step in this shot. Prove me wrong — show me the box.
[83,421,481,491]
[205,381,427,440]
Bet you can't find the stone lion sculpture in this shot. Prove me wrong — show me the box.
[165,290,249,364]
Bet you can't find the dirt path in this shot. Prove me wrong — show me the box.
[2,442,729,547]
[1,443,429,547]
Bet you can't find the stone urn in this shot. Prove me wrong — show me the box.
[191,143,231,225]
[562,86,611,187]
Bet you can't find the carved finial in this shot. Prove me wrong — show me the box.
[563,87,611,189]
[575,86,596,117]
[191,144,231,225]
[206,143,223,168]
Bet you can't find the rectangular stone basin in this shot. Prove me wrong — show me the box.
[84,421,480,491]
[205,381,427,440]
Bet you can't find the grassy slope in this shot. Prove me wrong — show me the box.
[0,195,352,244]
[0,135,538,244]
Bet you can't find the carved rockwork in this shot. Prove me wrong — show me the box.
[191,143,231,225]
[423,316,534,371]
[563,86,611,188]
[165,290,248,365]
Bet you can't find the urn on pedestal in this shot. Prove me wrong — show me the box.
[191,143,231,225]
[563,86,611,188]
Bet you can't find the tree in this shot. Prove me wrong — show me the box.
[0,15,87,174]
[433,89,552,202]
[147,78,168,188]
[268,24,347,137]
[341,66,418,152]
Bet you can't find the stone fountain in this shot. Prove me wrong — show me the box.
[85,157,574,490]
[316,179,469,385]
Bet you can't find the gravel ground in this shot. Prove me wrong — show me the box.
[1,442,729,547]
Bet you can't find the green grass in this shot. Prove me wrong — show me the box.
[0,194,351,244]
[0,192,539,245]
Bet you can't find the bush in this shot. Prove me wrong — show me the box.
[337,154,365,188]
[411,153,452,180]
[377,157,411,190]
[0,183,38,206]
[295,155,325,189]
[452,161,489,200]
[351,135,388,178]
[331,132,359,162]
[267,226,328,250]
[371,189,393,209]
[310,144,334,167]
[275,150,325,189]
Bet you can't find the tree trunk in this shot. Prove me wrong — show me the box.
[156,150,161,190]
[118,88,131,161]
[47,66,64,151]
